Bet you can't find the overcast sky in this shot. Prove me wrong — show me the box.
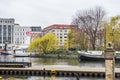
[0,0,120,28]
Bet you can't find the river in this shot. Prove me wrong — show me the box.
[1,57,120,80]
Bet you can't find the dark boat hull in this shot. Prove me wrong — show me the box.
[0,52,12,55]
[78,53,120,61]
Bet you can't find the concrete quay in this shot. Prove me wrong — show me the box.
[0,65,120,78]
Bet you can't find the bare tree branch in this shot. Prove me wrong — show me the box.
[72,7,106,50]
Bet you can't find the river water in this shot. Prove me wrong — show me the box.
[1,57,120,80]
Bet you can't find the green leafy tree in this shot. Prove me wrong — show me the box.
[106,16,120,50]
[67,29,76,50]
[64,40,68,50]
[28,33,58,54]
[64,29,88,50]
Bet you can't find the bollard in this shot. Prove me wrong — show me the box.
[51,69,56,75]
[104,42,115,80]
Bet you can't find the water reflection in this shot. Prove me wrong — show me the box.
[79,61,120,68]
[6,57,120,68]
[31,58,79,66]
[2,76,105,80]
[1,56,120,68]
[2,76,120,80]
[33,57,120,68]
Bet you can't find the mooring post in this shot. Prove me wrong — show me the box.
[104,42,115,80]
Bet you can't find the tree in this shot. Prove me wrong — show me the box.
[75,29,88,50]
[105,16,120,50]
[67,29,76,50]
[64,29,76,50]
[72,7,106,50]
[64,28,88,50]
[28,33,58,54]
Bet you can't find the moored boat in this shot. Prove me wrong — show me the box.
[78,51,120,61]
[0,50,12,55]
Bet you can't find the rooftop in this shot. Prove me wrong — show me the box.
[43,24,78,31]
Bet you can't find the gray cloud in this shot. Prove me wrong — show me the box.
[0,0,120,28]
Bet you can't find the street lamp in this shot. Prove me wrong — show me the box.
[4,41,8,51]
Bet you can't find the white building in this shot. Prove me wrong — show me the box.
[14,24,31,48]
[0,18,14,50]
[43,24,78,47]
[14,25,42,49]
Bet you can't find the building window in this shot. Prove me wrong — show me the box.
[60,36,62,38]
[9,21,12,23]
[52,30,55,32]
[0,46,2,49]
[64,36,67,38]
[64,29,67,32]
[8,32,11,37]
[0,37,2,43]
[0,25,2,34]
[8,25,11,30]
[64,33,67,35]
[60,40,62,42]
[8,25,11,37]
[5,21,7,23]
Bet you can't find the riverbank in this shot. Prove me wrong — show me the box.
[15,54,78,59]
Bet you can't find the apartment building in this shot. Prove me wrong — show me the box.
[0,18,14,50]
[43,24,78,47]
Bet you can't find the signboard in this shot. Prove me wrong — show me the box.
[26,31,30,36]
